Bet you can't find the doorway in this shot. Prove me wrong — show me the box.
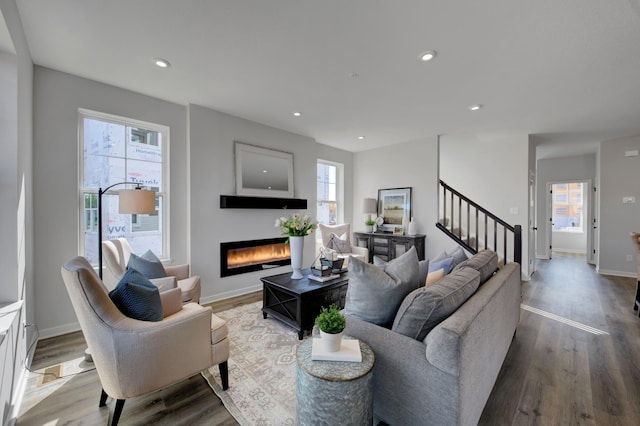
[546,180,593,263]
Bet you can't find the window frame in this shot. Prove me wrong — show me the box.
[316,159,344,230]
[78,108,170,263]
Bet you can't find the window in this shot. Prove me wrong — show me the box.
[552,182,583,232]
[79,109,168,265]
[317,161,339,226]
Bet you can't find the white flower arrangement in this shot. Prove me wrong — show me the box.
[275,212,317,240]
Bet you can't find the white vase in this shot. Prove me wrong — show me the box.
[289,236,304,279]
[364,225,373,233]
[408,217,416,235]
[319,330,344,352]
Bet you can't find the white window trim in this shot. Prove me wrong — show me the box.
[317,159,345,223]
[77,108,171,261]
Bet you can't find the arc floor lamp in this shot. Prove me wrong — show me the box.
[97,182,156,279]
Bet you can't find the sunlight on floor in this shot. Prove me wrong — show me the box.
[521,304,609,335]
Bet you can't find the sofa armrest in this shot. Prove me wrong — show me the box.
[350,245,369,261]
[165,264,190,280]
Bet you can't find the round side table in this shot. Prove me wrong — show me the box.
[296,338,375,425]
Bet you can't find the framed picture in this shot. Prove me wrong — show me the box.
[393,226,404,235]
[377,187,412,233]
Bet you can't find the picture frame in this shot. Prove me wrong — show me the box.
[377,187,412,233]
[393,226,404,236]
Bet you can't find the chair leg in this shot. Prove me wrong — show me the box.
[111,399,125,426]
[219,361,229,390]
[99,389,108,407]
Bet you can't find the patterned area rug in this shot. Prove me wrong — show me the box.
[202,301,302,425]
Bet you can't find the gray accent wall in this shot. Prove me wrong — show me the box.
[33,67,188,338]
[598,135,640,276]
[188,104,351,303]
[352,137,452,260]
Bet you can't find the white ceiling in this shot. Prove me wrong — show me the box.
[13,0,640,156]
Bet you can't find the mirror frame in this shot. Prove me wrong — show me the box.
[235,142,294,198]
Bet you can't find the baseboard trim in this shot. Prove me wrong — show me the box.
[199,284,262,305]
[551,249,587,254]
[596,268,636,279]
[37,322,81,340]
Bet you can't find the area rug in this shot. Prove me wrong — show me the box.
[201,301,302,426]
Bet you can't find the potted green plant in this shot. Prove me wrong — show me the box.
[315,304,346,352]
[364,218,375,233]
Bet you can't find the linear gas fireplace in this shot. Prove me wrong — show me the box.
[220,237,290,277]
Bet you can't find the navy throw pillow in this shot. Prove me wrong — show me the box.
[109,268,163,321]
[127,250,167,279]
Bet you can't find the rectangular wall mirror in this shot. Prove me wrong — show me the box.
[235,142,294,198]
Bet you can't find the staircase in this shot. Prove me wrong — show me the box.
[436,180,522,265]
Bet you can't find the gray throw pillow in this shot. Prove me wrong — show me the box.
[109,268,163,321]
[374,254,428,288]
[447,246,469,269]
[127,249,167,279]
[453,249,498,284]
[392,266,481,340]
[345,246,420,326]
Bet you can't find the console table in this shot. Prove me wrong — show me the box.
[353,232,426,263]
[261,269,348,339]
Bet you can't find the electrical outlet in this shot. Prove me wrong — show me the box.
[627,255,633,262]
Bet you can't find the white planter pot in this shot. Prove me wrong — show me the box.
[289,236,304,279]
[364,225,373,233]
[319,330,344,352]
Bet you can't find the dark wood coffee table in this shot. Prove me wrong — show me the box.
[261,269,348,339]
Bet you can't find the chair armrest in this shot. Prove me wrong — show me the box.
[150,276,177,292]
[107,304,214,397]
[350,245,369,260]
[165,264,190,280]
[160,287,183,317]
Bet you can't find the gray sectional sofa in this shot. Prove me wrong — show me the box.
[344,251,522,426]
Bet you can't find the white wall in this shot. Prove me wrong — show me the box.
[598,135,640,276]
[535,154,596,257]
[0,0,33,423]
[352,137,452,260]
[440,133,531,276]
[33,67,189,338]
[188,104,352,303]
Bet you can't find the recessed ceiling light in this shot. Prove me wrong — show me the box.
[153,58,170,68]
[418,50,437,62]
[293,112,302,117]
[469,104,482,111]
[358,136,365,140]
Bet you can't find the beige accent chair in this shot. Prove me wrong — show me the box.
[318,223,369,264]
[61,256,229,426]
[102,238,201,303]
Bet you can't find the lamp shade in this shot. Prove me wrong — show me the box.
[118,189,156,214]
[362,197,377,214]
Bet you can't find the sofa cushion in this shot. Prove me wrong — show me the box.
[127,249,167,279]
[453,249,498,284]
[345,246,420,326]
[391,266,481,340]
[109,268,163,322]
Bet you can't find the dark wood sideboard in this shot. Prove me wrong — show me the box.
[353,232,426,263]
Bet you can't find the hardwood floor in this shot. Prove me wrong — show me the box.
[18,255,640,425]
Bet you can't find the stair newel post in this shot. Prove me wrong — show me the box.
[514,225,522,265]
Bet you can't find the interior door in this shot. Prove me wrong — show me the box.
[546,183,553,259]
[528,173,536,276]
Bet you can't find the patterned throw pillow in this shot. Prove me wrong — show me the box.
[127,249,167,279]
[109,268,163,321]
[327,233,351,254]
